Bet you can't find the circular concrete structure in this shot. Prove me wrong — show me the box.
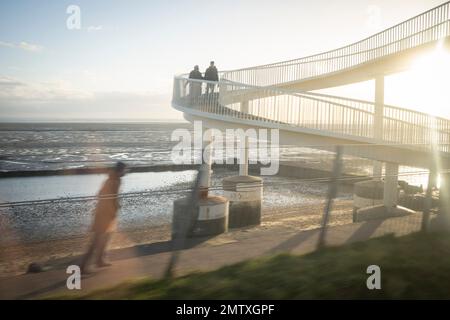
[223,175,263,228]
[353,180,384,222]
[172,195,229,238]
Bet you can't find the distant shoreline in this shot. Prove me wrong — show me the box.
[0,163,236,178]
[0,120,189,125]
[0,162,365,185]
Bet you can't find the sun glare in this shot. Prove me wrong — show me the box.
[388,42,450,118]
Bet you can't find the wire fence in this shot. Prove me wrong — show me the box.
[0,142,446,280]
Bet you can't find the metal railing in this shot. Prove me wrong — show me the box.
[172,2,450,154]
[173,77,221,112]
[173,77,450,152]
[299,90,450,150]
[222,1,450,87]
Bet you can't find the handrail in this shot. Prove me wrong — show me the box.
[174,75,219,85]
[172,2,450,155]
[224,78,450,129]
[222,2,450,86]
[243,20,449,72]
[298,90,450,124]
[228,1,450,72]
[173,75,450,152]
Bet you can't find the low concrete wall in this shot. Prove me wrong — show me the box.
[354,204,416,223]
[249,163,367,186]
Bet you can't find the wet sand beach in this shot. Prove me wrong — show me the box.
[0,200,354,278]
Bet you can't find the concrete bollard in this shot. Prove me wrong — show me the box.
[172,195,229,239]
[353,180,384,222]
[223,175,263,228]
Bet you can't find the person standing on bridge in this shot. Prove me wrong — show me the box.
[204,61,218,94]
[80,161,126,273]
[188,65,203,103]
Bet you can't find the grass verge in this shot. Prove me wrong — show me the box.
[52,231,450,299]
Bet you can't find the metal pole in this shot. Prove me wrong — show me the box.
[199,130,212,198]
[317,146,343,249]
[438,172,450,228]
[421,170,435,232]
[164,169,203,279]
[165,131,212,278]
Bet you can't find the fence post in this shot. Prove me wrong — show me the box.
[317,145,343,249]
[164,169,203,279]
[421,170,435,232]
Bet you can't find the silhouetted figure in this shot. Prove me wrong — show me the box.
[204,61,218,94]
[80,161,126,273]
[189,65,203,80]
[188,65,203,103]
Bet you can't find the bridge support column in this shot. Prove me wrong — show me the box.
[373,76,384,180]
[373,161,383,180]
[239,135,249,176]
[374,75,384,139]
[223,175,262,228]
[172,129,229,238]
[199,130,212,198]
[383,162,399,212]
[238,100,250,176]
[223,120,262,228]
[240,101,249,114]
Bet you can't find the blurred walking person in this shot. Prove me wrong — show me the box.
[204,61,218,94]
[80,161,126,273]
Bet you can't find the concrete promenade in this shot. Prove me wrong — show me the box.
[0,213,430,299]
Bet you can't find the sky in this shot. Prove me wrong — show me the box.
[0,0,447,122]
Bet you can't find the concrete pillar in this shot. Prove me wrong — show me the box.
[239,100,250,176]
[374,76,384,140]
[173,196,229,238]
[240,101,249,114]
[373,76,385,181]
[373,161,383,180]
[383,162,399,212]
[353,180,384,222]
[223,175,263,228]
[199,130,212,198]
[172,128,230,239]
[239,135,249,176]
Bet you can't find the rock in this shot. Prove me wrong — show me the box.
[27,262,43,273]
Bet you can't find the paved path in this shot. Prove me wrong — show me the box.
[0,214,428,299]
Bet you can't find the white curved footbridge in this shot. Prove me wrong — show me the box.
[172,2,450,168]
[172,2,450,211]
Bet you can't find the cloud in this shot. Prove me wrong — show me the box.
[87,25,104,32]
[18,42,44,52]
[0,76,92,102]
[0,76,179,121]
[0,41,44,53]
[0,77,26,87]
